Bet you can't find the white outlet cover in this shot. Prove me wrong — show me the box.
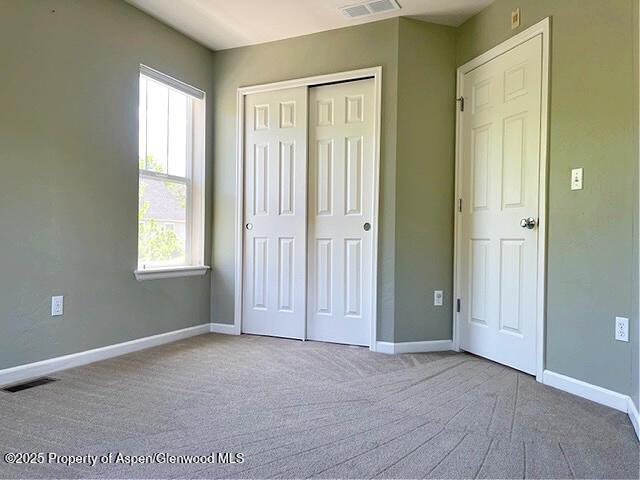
[571,168,583,190]
[434,290,443,307]
[51,295,64,316]
[615,316,628,342]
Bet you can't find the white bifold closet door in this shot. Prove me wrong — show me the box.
[242,87,308,339]
[307,78,375,346]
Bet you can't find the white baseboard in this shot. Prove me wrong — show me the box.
[542,370,629,412]
[210,322,239,335]
[375,340,453,355]
[0,323,210,388]
[541,370,640,441]
[628,397,640,439]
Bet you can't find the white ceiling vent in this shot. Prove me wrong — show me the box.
[341,0,401,18]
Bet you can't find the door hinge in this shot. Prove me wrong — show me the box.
[456,96,465,112]
[456,298,461,313]
[458,198,462,213]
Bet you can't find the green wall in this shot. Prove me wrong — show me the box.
[0,0,214,370]
[457,0,638,396]
[210,20,401,341]
[394,19,457,342]
[210,19,458,343]
[2,0,637,403]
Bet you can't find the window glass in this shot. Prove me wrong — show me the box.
[138,177,187,268]
[168,90,188,177]
[145,79,169,173]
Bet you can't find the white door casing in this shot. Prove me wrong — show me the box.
[242,87,308,339]
[456,33,545,375]
[307,79,375,346]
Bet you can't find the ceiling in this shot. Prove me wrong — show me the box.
[125,0,494,51]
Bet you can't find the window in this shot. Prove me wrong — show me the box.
[136,65,207,280]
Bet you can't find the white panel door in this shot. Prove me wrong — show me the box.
[242,87,307,339]
[459,35,543,374]
[307,78,375,346]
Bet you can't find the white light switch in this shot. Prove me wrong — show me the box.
[434,290,443,307]
[51,296,64,316]
[571,168,583,190]
[615,317,628,342]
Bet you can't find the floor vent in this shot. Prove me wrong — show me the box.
[3,377,57,393]
[341,0,401,18]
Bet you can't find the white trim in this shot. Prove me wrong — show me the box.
[637,0,640,441]
[209,322,239,335]
[190,94,207,267]
[236,67,379,96]
[140,64,205,99]
[0,324,210,388]
[139,170,189,184]
[543,370,640,439]
[134,265,210,281]
[233,86,244,337]
[375,340,453,355]
[452,18,551,382]
[542,370,629,412]
[370,67,383,349]
[628,397,640,440]
[233,67,383,348]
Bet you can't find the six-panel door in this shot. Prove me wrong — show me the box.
[242,87,308,339]
[459,35,543,374]
[306,79,375,346]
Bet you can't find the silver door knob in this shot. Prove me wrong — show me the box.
[245,223,253,230]
[363,222,371,231]
[520,217,537,229]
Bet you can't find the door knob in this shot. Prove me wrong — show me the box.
[363,222,371,231]
[520,217,537,229]
[245,223,253,230]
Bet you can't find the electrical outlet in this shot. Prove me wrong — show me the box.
[571,168,583,190]
[615,317,628,342]
[511,8,521,29]
[51,296,64,316]
[434,290,443,307]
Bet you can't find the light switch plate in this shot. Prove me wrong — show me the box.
[51,296,64,316]
[571,168,583,190]
[615,317,628,342]
[434,290,443,307]
[511,8,521,29]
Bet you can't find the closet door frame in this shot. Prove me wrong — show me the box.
[231,66,382,351]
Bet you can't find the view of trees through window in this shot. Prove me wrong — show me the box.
[138,73,191,269]
[138,155,187,266]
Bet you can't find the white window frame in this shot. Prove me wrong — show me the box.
[135,65,209,281]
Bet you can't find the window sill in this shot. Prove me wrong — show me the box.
[134,265,210,281]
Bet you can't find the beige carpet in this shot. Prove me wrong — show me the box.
[0,333,638,479]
